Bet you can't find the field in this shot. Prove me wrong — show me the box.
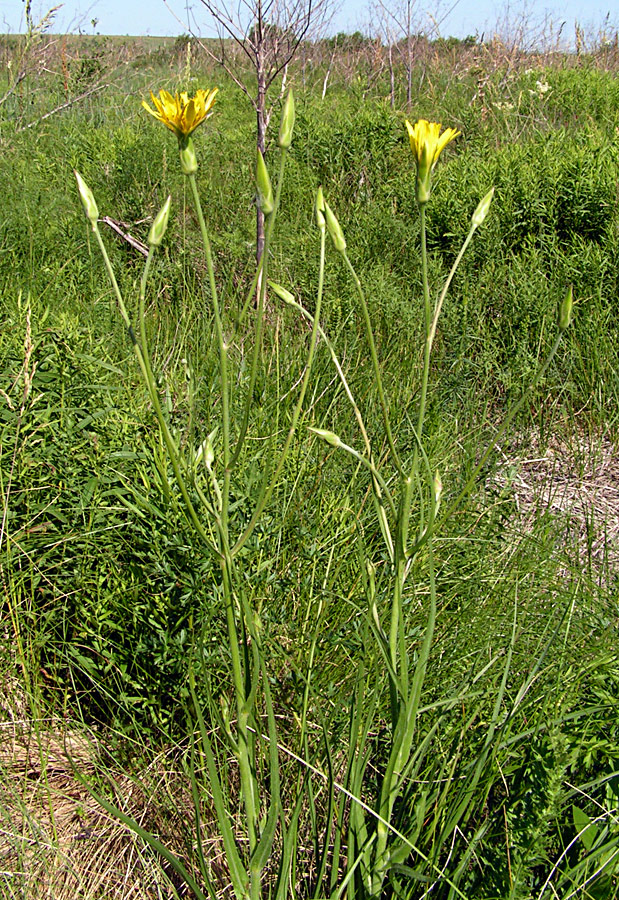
[1,22,619,900]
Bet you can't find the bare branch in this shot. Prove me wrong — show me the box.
[174,0,339,260]
[16,83,108,132]
[99,217,149,257]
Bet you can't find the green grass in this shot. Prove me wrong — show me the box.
[1,33,618,899]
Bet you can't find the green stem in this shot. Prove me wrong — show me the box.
[388,203,433,677]
[428,223,477,351]
[231,216,327,558]
[405,213,477,544]
[187,171,264,876]
[389,211,478,672]
[94,225,217,552]
[279,294,395,563]
[416,203,432,443]
[373,476,439,896]
[222,553,259,860]
[188,173,231,536]
[93,226,132,332]
[343,251,403,477]
[329,438,397,521]
[138,248,161,410]
[231,149,288,470]
[235,256,265,332]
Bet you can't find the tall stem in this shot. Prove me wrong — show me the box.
[231,149,288,470]
[388,203,431,677]
[188,173,231,536]
[342,251,403,476]
[416,203,432,441]
[231,212,326,559]
[186,172,266,870]
[94,226,216,551]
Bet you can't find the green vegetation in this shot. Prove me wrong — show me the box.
[1,28,618,900]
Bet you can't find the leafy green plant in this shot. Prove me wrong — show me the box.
[3,40,619,900]
[69,78,587,898]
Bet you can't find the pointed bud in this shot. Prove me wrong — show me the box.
[278,89,295,149]
[219,695,234,743]
[323,200,346,252]
[433,470,443,509]
[148,195,172,247]
[471,187,495,228]
[195,428,218,470]
[269,281,295,304]
[309,426,342,448]
[180,137,198,175]
[558,285,573,331]
[256,150,274,215]
[315,186,326,233]
[204,430,216,470]
[75,170,99,228]
[366,560,376,596]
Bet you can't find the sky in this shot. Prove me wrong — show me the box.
[1,0,616,43]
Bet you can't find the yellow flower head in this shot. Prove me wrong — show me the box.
[406,119,459,168]
[405,119,460,203]
[142,88,218,141]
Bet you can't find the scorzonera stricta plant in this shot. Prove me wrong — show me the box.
[75,89,572,899]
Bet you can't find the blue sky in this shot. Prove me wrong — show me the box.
[1,0,616,42]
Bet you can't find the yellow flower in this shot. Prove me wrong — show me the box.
[406,119,459,168]
[405,119,460,203]
[142,88,218,140]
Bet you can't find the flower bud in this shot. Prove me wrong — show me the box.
[75,170,99,228]
[179,137,198,175]
[195,428,218,471]
[204,430,216,470]
[433,470,443,509]
[278,89,295,149]
[269,281,295,304]
[323,201,346,253]
[416,144,432,204]
[558,285,573,331]
[471,187,495,229]
[256,150,274,215]
[148,195,172,247]
[219,695,234,743]
[315,186,326,233]
[309,426,342,448]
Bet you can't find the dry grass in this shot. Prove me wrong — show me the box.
[491,426,619,575]
[0,696,199,900]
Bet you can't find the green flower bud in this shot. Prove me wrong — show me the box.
[179,137,198,175]
[148,195,172,247]
[471,187,495,228]
[278,89,295,149]
[256,150,274,215]
[323,201,346,253]
[309,426,342,448]
[558,285,573,331]
[75,170,99,228]
[204,430,216,470]
[219,694,234,743]
[269,281,295,304]
[416,143,432,204]
[433,470,443,509]
[315,186,326,233]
